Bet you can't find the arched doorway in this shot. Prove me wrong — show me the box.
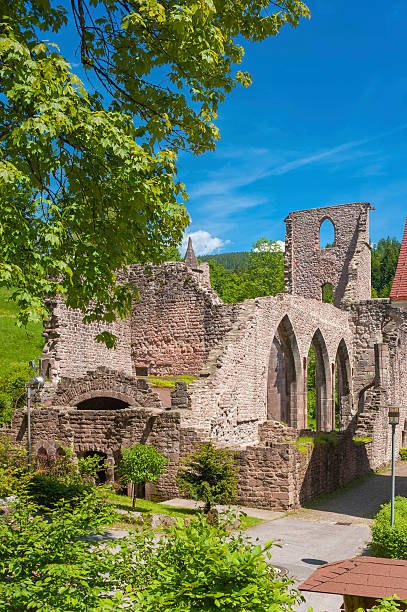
[83,450,108,484]
[307,329,332,431]
[267,316,305,428]
[335,339,352,431]
[76,397,129,410]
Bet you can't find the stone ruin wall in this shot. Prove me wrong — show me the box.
[345,299,407,470]
[40,296,133,384]
[284,202,372,305]
[6,201,407,510]
[183,294,352,447]
[127,263,240,376]
[40,263,240,383]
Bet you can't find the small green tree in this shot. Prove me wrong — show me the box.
[177,442,238,514]
[119,444,168,509]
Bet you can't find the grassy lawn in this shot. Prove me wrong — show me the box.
[0,288,44,377]
[107,491,264,531]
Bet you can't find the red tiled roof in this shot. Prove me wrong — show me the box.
[298,556,407,599]
[390,218,407,301]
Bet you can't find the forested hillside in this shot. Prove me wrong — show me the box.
[200,252,250,270]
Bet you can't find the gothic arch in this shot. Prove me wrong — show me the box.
[267,315,305,428]
[335,339,352,430]
[319,216,336,249]
[308,328,333,431]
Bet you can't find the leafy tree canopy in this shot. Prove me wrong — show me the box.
[0,0,309,346]
[205,238,285,303]
[119,443,168,507]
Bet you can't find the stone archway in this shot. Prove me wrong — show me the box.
[335,339,352,430]
[307,329,333,431]
[83,450,109,484]
[267,315,305,428]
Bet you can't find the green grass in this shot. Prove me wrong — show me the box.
[352,435,373,445]
[0,288,44,377]
[106,491,264,530]
[294,432,338,454]
[147,375,197,389]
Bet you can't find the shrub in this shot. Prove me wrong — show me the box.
[28,473,91,508]
[119,444,168,509]
[177,442,238,513]
[371,497,407,559]
[131,515,303,611]
[0,493,303,611]
[356,596,407,611]
[399,448,407,461]
[0,490,115,611]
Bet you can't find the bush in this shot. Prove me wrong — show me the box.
[371,497,407,559]
[356,596,407,611]
[131,515,303,611]
[28,473,91,508]
[0,493,303,611]
[177,442,238,514]
[399,448,407,461]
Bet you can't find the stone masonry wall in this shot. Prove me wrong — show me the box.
[184,294,352,446]
[284,202,372,305]
[127,263,240,376]
[40,296,133,383]
[346,299,407,470]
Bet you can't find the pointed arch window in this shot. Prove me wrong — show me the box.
[319,218,336,249]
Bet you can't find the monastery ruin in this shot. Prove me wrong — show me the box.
[3,201,407,509]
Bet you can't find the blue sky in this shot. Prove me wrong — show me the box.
[177,0,407,253]
[51,0,407,254]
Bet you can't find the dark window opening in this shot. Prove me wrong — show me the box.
[319,219,335,249]
[136,366,148,377]
[76,397,129,410]
[83,450,108,484]
[322,283,334,304]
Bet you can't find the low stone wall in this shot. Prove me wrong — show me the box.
[0,406,378,511]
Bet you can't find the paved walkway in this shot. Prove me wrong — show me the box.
[245,462,407,611]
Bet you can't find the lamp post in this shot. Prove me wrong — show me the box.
[388,406,400,528]
[27,360,44,473]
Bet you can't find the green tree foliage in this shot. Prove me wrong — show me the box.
[119,444,168,508]
[177,442,237,514]
[207,238,285,303]
[372,238,401,297]
[0,1,309,345]
[371,496,407,559]
[200,252,250,270]
[0,362,30,425]
[356,597,407,611]
[0,488,304,611]
[307,345,316,430]
[132,515,304,611]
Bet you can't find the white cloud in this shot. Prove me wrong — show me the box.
[181,231,230,256]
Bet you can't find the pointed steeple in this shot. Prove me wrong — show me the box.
[184,237,199,269]
[390,217,407,304]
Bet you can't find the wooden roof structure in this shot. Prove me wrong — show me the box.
[390,217,407,302]
[299,557,407,611]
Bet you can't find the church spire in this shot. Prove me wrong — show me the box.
[390,217,407,305]
[184,237,199,269]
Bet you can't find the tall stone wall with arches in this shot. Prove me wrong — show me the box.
[6,201,406,509]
